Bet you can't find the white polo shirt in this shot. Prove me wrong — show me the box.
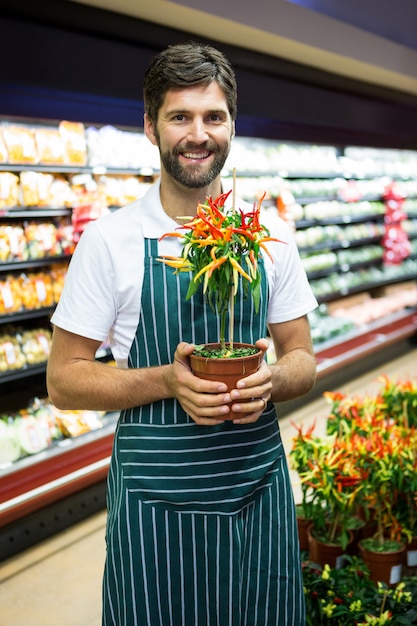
[51,180,317,368]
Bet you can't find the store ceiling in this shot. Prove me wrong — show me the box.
[286,0,417,52]
[67,0,417,96]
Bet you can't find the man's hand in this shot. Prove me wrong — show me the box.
[165,342,233,425]
[165,339,272,426]
[228,338,272,424]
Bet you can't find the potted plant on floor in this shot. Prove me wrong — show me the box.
[354,424,408,586]
[295,432,366,567]
[302,556,417,625]
[158,186,282,418]
[289,420,326,551]
[378,375,417,573]
[378,375,417,428]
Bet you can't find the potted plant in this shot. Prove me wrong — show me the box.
[393,429,417,574]
[378,376,417,573]
[289,420,325,550]
[158,187,281,418]
[293,428,366,567]
[378,374,417,428]
[302,555,417,625]
[352,425,407,586]
[294,378,417,579]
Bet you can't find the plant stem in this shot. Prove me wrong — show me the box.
[330,512,340,543]
[229,288,234,350]
[377,505,384,547]
[220,309,226,352]
[379,590,388,616]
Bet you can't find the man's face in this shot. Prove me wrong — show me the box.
[145,82,235,189]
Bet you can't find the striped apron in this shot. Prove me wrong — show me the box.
[102,239,305,625]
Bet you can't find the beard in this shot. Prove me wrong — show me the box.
[158,140,230,189]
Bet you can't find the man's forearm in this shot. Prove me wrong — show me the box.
[269,348,316,403]
[47,359,172,412]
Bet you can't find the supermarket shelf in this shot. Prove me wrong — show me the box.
[315,271,417,303]
[0,208,71,218]
[315,308,417,378]
[0,254,70,272]
[0,414,117,528]
[0,306,55,326]
[1,309,415,531]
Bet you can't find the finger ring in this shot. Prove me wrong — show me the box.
[261,398,267,409]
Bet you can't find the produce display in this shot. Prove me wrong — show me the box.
[310,257,417,298]
[0,326,52,372]
[308,307,357,347]
[0,218,74,261]
[0,117,416,482]
[1,120,87,166]
[294,220,385,249]
[0,397,105,466]
[307,281,417,345]
[0,264,67,314]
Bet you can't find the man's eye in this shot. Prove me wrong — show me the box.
[173,114,186,121]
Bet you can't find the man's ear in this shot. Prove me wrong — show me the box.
[144,113,158,146]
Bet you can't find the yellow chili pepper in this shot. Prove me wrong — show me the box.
[229,256,252,282]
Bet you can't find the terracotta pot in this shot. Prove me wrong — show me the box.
[307,524,354,569]
[358,539,406,586]
[297,515,312,552]
[189,343,263,420]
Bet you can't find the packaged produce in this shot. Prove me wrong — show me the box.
[14,411,50,455]
[59,121,87,166]
[55,218,75,256]
[2,125,38,164]
[0,275,23,313]
[0,172,19,208]
[50,262,68,302]
[24,221,59,258]
[19,271,54,309]
[0,333,26,371]
[0,224,28,261]
[0,129,8,163]
[20,328,52,364]
[49,176,77,208]
[53,408,103,437]
[0,419,20,465]
[31,398,63,442]
[20,171,54,207]
[34,127,66,165]
[98,175,147,207]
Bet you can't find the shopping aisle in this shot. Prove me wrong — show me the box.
[0,348,416,626]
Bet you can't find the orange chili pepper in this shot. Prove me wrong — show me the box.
[208,255,228,278]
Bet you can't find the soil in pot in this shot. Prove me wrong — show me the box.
[189,343,263,420]
[359,539,406,587]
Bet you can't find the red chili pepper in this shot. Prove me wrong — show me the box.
[199,214,224,239]
[232,227,255,240]
[212,190,232,208]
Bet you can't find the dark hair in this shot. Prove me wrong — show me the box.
[143,42,237,124]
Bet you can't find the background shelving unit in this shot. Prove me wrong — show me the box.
[1,119,416,561]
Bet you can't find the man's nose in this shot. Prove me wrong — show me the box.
[187,119,209,143]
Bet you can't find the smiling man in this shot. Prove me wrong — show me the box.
[47,42,317,625]
[146,82,233,191]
